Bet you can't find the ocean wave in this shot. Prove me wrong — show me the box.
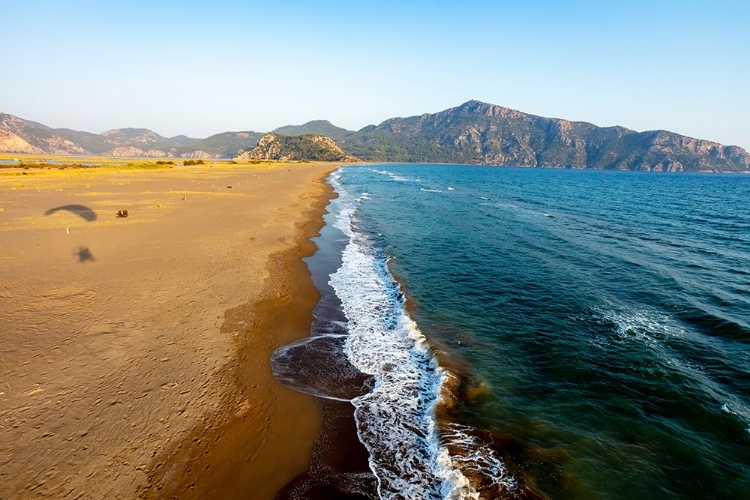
[370,168,421,183]
[329,169,517,499]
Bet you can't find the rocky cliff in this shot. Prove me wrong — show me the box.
[234,133,358,162]
[338,100,750,172]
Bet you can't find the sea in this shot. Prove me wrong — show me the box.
[272,164,750,499]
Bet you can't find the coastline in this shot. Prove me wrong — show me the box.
[143,169,338,499]
[0,162,339,498]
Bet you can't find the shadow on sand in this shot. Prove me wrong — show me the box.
[44,204,97,222]
[74,246,96,263]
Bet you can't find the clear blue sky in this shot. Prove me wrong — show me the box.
[3,0,749,149]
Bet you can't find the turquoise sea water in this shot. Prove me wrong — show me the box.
[276,164,750,499]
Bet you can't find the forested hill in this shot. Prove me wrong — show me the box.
[273,120,353,141]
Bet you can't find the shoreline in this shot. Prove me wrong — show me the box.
[0,162,339,499]
[274,168,380,498]
[143,172,338,499]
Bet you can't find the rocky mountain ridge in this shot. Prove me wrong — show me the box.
[2,103,748,172]
[338,100,750,172]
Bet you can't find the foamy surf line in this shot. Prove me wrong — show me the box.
[328,168,519,499]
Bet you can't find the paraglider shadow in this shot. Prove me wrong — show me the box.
[74,246,95,263]
[44,204,97,222]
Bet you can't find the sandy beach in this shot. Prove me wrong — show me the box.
[0,161,338,499]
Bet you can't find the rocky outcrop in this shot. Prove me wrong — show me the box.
[338,100,750,172]
[234,133,358,162]
[0,129,44,154]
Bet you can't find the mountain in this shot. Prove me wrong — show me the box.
[190,131,263,158]
[273,120,354,140]
[338,100,750,172]
[0,113,261,158]
[234,133,358,162]
[54,128,113,153]
[2,103,748,171]
[0,113,85,155]
[168,135,200,147]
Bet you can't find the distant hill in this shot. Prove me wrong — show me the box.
[54,128,113,153]
[168,135,200,147]
[234,133,358,162]
[2,103,748,171]
[0,113,261,158]
[191,131,263,158]
[338,100,750,172]
[273,120,353,140]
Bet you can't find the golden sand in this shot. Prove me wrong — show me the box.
[0,162,338,498]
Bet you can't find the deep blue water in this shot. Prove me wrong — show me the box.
[326,165,750,499]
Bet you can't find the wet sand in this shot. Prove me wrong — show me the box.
[0,162,338,499]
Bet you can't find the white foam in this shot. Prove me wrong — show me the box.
[327,168,516,499]
[369,168,421,183]
[592,303,686,349]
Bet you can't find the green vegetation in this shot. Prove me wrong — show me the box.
[0,160,172,170]
[339,130,475,164]
[273,120,354,141]
[191,132,262,157]
[183,159,205,165]
[7,161,92,170]
[277,135,346,162]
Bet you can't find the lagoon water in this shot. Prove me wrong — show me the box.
[277,164,750,499]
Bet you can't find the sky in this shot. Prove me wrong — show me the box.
[3,0,749,149]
